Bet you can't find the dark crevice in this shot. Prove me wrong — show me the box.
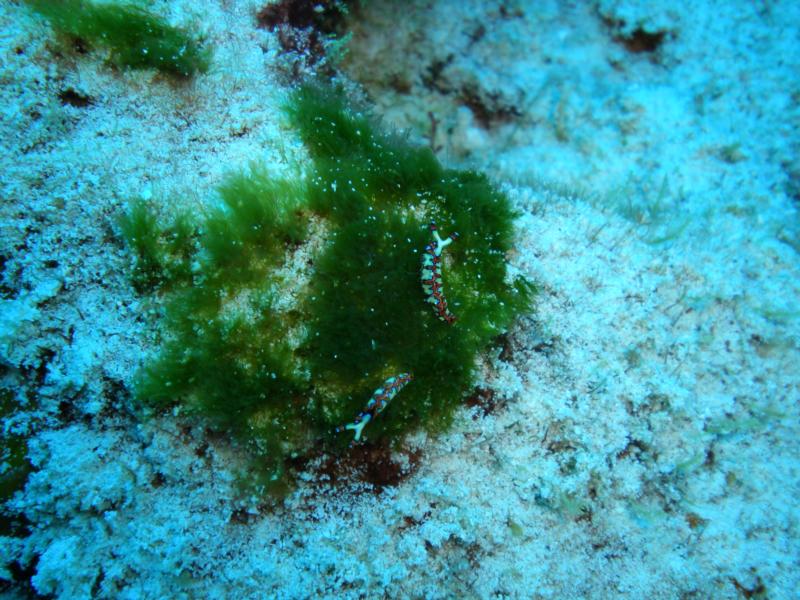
[602,15,670,55]
[58,88,94,108]
[618,27,667,53]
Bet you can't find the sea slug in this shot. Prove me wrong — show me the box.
[338,373,414,441]
[421,222,458,323]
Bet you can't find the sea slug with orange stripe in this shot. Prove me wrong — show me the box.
[338,373,414,442]
[421,222,458,323]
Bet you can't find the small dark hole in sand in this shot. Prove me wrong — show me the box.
[621,27,666,53]
[58,89,94,108]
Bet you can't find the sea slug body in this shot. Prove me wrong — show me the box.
[421,222,458,323]
[338,373,414,441]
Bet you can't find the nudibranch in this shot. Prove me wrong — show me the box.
[338,373,413,442]
[421,222,458,323]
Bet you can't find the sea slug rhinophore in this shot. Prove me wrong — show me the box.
[421,222,458,323]
[338,373,414,441]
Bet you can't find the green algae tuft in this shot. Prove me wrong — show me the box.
[122,83,535,495]
[27,0,211,77]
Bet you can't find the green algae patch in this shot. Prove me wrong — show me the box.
[117,198,195,293]
[26,0,211,77]
[122,84,534,495]
[1,388,33,537]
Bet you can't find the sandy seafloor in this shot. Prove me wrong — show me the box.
[1,0,799,598]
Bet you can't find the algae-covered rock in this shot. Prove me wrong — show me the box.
[121,83,534,494]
